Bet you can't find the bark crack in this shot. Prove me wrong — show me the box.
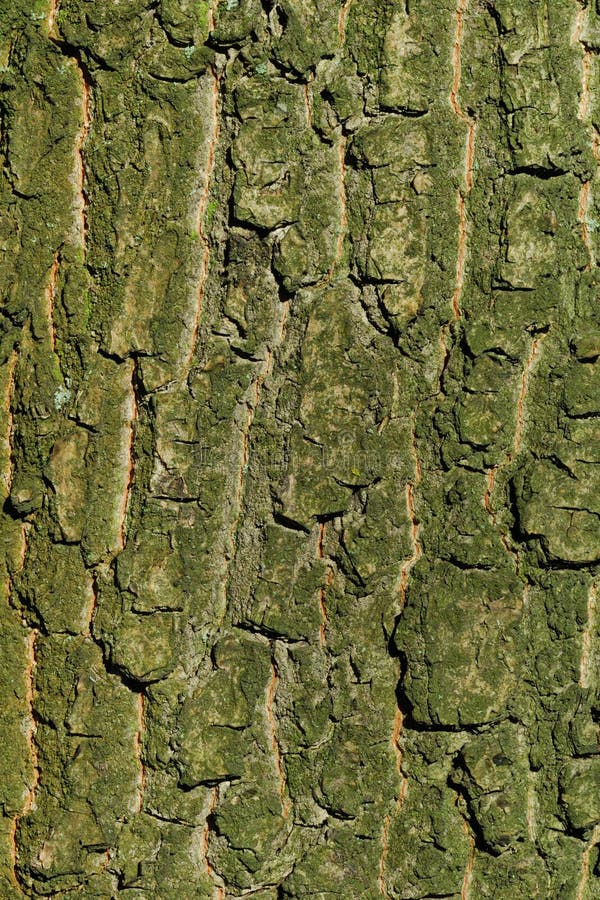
[379,417,420,894]
[527,768,538,843]
[48,13,92,254]
[47,0,59,37]
[579,580,597,690]
[450,0,476,321]
[513,335,544,457]
[316,523,333,649]
[201,786,226,899]
[185,61,222,376]
[304,81,313,128]
[11,630,40,888]
[460,826,475,900]
[7,817,23,895]
[2,349,18,500]
[117,359,138,554]
[219,301,289,631]
[84,571,99,638]
[74,59,91,254]
[134,692,146,814]
[378,711,408,896]
[399,414,422,608]
[315,136,348,288]
[575,821,600,900]
[574,3,600,270]
[484,334,546,560]
[378,812,392,898]
[574,3,591,121]
[266,654,291,818]
[579,177,593,269]
[483,465,496,518]
[46,254,60,356]
[338,0,353,48]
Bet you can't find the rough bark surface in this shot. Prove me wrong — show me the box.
[1,0,600,897]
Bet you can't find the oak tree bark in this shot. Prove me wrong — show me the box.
[1,0,600,896]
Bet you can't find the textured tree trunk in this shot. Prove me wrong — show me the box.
[1,0,600,896]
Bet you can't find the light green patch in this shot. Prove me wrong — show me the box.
[203,197,218,230]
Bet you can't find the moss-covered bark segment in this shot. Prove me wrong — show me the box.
[1,0,600,897]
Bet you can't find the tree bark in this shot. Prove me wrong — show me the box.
[1,0,600,896]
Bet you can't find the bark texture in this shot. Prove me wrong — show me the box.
[1,0,600,896]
